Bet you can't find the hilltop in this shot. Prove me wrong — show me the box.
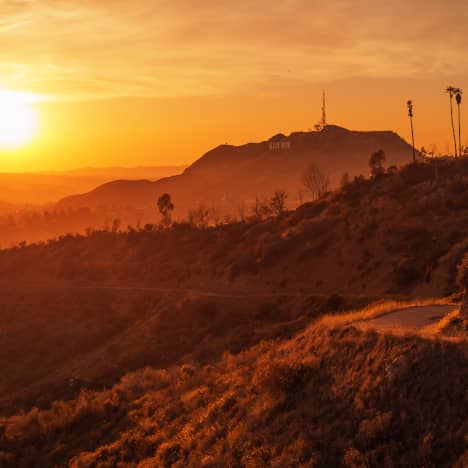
[57,126,414,216]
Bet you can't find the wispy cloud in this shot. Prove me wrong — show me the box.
[0,0,466,99]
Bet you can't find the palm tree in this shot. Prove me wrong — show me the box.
[407,100,416,162]
[446,86,458,157]
[455,89,463,156]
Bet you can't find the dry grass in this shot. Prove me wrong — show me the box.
[1,323,468,467]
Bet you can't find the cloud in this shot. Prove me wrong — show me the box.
[0,0,466,99]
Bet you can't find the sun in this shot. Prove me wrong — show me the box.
[0,90,39,149]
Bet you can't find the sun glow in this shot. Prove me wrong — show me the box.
[0,90,39,149]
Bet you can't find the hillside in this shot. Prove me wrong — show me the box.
[6,158,467,299]
[0,158,466,467]
[57,126,415,217]
[1,316,467,467]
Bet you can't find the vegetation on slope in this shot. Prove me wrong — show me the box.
[1,323,467,467]
[1,158,467,298]
[0,158,467,467]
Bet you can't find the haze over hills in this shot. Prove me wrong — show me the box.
[58,126,415,217]
[0,165,185,206]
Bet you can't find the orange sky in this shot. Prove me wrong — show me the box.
[0,0,467,171]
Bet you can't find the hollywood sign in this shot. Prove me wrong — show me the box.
[269,141,291,151]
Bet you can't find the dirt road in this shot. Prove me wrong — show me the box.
[358,304,459,334]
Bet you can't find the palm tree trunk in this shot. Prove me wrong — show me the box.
[410,116,416,162]
[458,102,463,157]
[450,97,458,157]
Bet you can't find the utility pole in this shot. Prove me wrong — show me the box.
[407,100,416,162]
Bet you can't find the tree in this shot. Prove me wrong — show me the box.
[369,149,386,177]
[446,86,459,157]
[269,191,287,215]
[301,163,330,200]
[157,193,174,228]
[456,89,463,157]
[407,100,416,162]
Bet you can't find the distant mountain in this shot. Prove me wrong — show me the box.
[0,166,185,205]
[57,126,415,215]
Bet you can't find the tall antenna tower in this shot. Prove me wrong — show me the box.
[321,89,327,127]
[314,89,328,131]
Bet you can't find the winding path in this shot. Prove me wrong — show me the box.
[358,304,459,334]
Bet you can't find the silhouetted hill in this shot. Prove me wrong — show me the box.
[57,126,415,215]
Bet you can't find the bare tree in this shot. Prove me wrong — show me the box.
[188,205,210,228]
[208,206,222,226]
[301,163,330,200]
[269,190,287,215]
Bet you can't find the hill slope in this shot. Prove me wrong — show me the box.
[1,320,467,467]
[0,159,467,467]
[57,126,415,215]
[7,158,468,299]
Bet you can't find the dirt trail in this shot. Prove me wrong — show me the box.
[358,305,459,334]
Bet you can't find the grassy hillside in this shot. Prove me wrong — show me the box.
[1,286,372,417]
[2,158,467,299]
[1,321,467,467]
[0,158,466,467]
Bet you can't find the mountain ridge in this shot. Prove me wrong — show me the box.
[57,126,415,216]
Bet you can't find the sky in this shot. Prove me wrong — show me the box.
[0,0,467,171]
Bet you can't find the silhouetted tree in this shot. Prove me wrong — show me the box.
[301,164,330,200]
[407,100,416,162]
[157,193,174,228]
[369,149,386,177]
[269,191,287,215]
[446,86,459,157]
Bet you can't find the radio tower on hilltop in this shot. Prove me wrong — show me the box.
[315,89,328,131]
